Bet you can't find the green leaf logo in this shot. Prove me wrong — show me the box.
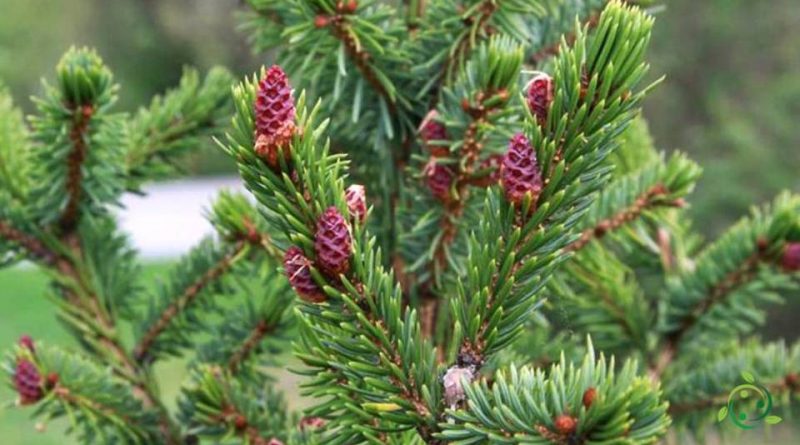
[765,415,782,425]
[717,406,728,422]
[741,371,755,384]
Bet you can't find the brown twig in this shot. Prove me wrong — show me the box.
[134,240,247,362]
[227,319,271,374]
[0,219,57,264]
[60,104,94,232]
[567,184,682,252]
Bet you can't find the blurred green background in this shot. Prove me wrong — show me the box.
[0,0,798,443]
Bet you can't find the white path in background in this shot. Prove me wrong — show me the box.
[117,177,245,259]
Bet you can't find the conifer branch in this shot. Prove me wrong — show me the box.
[0,219,57,264]
[567,183,684,252]
[134,240,249,362]
[60,103,94,232]
[227,319,270,374]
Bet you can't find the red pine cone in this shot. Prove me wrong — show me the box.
[425,160,453,201]
[419,110,449,157]
[553,414,577,435]
[14,359,43,405]
[782,242,800,271]
[345,185,367,223]
[254,65,296,167]
[582,387,596,409]
[314,207,352,276]
[526,72,553,127]
[284,247,325,303]
[501,133,543,206]
[19,335,35,352]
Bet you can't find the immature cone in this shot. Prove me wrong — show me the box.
[254,65,296,168]
[14,359,43,405]
[425,160,453,201]
[553,414,577,435]
[19,335,35,352]
[782,242,800,271]
[314,207,352,276]
[284,247,325,303]
[501,133,543,206]
[442,365,474,407]
[526,72,553,127]
[419,110,449,157]
[345,184,367,223]
[582,387,597,409]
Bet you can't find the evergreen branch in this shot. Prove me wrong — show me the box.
[417,37,523,340]
[0,218,57,264]
[651,192,800,378]
[664,340,800,425]
[0,82,31,201]
[567,152,701,252]
[60,102,93,231]
[134,239,249,363]
[195,267,294,375]
[179,365,291,444]
[438,340,670,444]
[225,77,442,440]
[3,344,162,444]
[452,1,657,368]
[125,67,233,189]
[530,8,601,66]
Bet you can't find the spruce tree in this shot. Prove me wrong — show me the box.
[1,1,798,444]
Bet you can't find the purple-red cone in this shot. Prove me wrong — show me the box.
[254,65,296,168]
[425,161,453,201]
[501,133,543,206]
[783,242,800,271]
[419,110,449,157]
[526,73,553,127]
[14,359,43,405]
[345,185,367,223]
[284,247,325,303]
[314,207,352,276]
[19,335,35,352]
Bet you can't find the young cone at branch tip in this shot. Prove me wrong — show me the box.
[553,414,577,435]
[284,247,325,303]
[314,207,352,276]
[526,72,554,127]
[253,65,296,169]
[345,184,367,223]
[502,133,543,206]
[419,110,449,157]
[19,335,35,352]
[782,242,800,271]
[582,387,597,409]
[14,359,43,405]
[425,159,454,201]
